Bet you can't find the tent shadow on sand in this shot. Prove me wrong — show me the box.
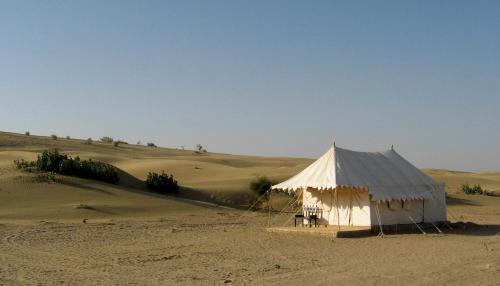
[445,194,480,206]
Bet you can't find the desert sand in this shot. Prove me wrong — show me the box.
[1,131,499,285]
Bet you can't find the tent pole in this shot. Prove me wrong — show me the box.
[335,188,340,232]
[422,199,425,223]
[349,189,353,226]
[267,189,272,227]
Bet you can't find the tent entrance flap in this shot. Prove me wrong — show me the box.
[303,187,371,226]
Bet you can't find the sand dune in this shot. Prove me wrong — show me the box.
[1,131,499,285]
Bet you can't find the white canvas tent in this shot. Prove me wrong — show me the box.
[271,144,447,227]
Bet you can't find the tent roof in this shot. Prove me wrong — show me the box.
[271,145,442,201]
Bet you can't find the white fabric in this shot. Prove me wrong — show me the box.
[302,187,372,226]
[272,145,442,202]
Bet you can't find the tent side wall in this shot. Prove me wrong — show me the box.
[370,199,424,226]
[423,184,447,222]
[303,187,371,226]
[370,185,447,226]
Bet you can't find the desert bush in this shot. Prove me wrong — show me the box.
[249,175,273,198]
[100,136,113,143]
[15,149,119,184]
[58,156,119,184]
[47,172,57,182]
[145,171,179,194]
[137,141,141,145]
[51,134,58,140]
[36,149,68,172]
[13,159,36,170]
[461,183,484,195]
[85,138,92,145]
[66,136,70,140]
[25,131,30,136]
[147,142,157,147]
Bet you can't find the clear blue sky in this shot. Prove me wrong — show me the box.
[1,0,499,171]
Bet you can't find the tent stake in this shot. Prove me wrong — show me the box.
[430,221,443,234]
[375,203,384,237]
[408,216,426,235]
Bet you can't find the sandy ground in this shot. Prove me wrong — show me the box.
[1,211,499,285]
[1,131,500,285]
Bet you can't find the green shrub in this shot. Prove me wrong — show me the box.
[250,176,272,198]
[13,159,36,170]
[25,131,30,136]
[145,171,179,194]
[100,136,113,143]
[15,149,119,184]
[69,158,119,183]
[36,149,67,172]
[47,172,57,182]
[57,156,119,184]
[51,134,58,140]
[147,142,156,147]
[461,183,484,195]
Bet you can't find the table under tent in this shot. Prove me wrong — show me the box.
[270,144,447,234]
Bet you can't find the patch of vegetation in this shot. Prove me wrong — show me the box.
[34,172,57,183]
[100,136,113,143]
[47,171,57,182]
[13,159,36,171]
[85,138,92,145]
[14,149,119,184]
[75,204,94,210]
[66,136,70,140]
[147,142,157,147]
[114,140,128,147]
[25,131,30,136]
[249,175,272,198]
[461,183,485,195]
[51,134,58,140]
[195,144,207,154]
[145,171,179,194]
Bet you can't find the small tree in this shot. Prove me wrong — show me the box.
[51,134,58,140]
[85,138,92,145]
[196,144,203,153]
[100,136,113,143]
[147,142,156,147]
[25,131,30,136]
[66,136,70,140]
[249,176,272,198]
